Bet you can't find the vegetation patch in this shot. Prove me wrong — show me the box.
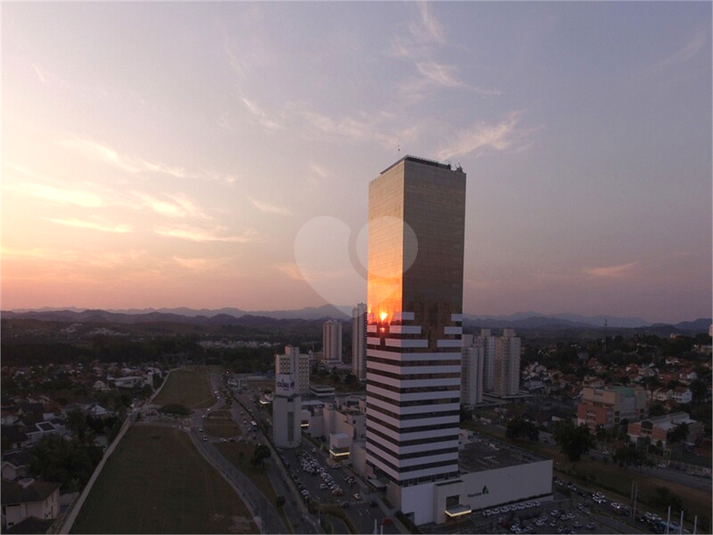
[214,442,277,504]
[71,425,256,534]
[204,410,241,438]
[153,368,215,408]
[159,403,190,416]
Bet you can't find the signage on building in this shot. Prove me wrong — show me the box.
[467,485,490,498]
[275,373,295,395]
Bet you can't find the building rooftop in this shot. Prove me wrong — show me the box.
[380,155,458,175]
[458,431,548,474]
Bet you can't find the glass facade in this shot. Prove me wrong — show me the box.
[366,156,466,486]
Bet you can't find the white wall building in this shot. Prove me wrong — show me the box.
[275,346,310,396]
[352,303,367,380]
[323,320,343,362]
[397,431,552,526]
[461,334,485,406]
[493,329,521,396]
[272,373,301,448]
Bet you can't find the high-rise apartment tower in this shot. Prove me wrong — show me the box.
[461,334,485,406]
[493,328,521,396]
[365,156,466,498]
[322,319,343,362]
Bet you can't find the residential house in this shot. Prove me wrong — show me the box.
[671,387,692,405]
[1,478,60,531]
[1,451,29,482]
[1,426,30,451]
[24,422,59,444]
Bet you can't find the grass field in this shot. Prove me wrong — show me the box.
[214,441,292,530]
[215,442,277,504]
[71,426,256,534]
[204,410,242,438]
[153,368,215,408]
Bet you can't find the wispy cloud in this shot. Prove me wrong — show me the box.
[249,198,293,216]
[583,261,639,278]
[652,26,708,73]
[390,2,498,102]
[7,181,104,207]
[48,217,132,233]
[126,191,208,220]
[415,2,445,44]
[172,256,228,271]
[415,60,464,88]
[239,96,286,131]
[2,246,147,270]
[274,262,306,281]
[60,138,192,179]
[154,225,259,243]
[32,64,47,83]
[438,111,533,160]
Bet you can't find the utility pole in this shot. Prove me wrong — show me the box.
[665,506,671,534]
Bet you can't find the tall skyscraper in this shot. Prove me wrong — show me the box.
[322,319,343,362]
[461,334,484,406]
[365,156,466,500]
[493,328,521,396]
[275,345,310,396]
[352,303,367,380]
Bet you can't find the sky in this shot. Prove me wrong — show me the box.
[2,2,711,324]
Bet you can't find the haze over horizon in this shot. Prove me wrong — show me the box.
[3,2,711,325]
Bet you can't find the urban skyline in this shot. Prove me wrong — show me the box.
[3,2,711,324]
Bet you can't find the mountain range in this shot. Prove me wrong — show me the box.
[2,306,710,333]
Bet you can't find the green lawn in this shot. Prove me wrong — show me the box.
[204,410,242,438]
[71,425,256,534]
[214,441,292,531]
[153,368,215,408]
[215,442,277,503]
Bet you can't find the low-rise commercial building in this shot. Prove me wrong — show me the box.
[627,412,703,449]
[577,386,647,430]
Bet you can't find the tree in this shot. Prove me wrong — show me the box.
[159,403,190,416]
[667,423,689,444]
[275,495,286,508]
[460,405,473,423]
[251,444,271,466]
[552,420,595,462]
[506,418,539,442]
[66,408,90,443]
[28,435,103,491]
[613,444,647,468]
[689,379,707,403]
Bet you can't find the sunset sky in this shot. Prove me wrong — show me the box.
[2,2,711,323]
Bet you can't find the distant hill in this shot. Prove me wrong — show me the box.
[3,307,709,334]
[0,305,352,327]
[463,312,650,329]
